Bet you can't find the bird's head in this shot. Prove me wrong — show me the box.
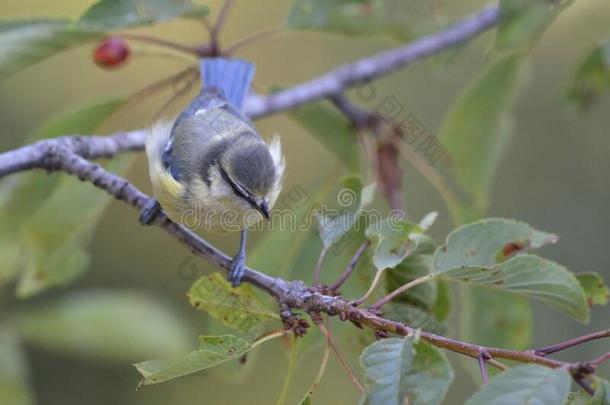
[216,134,284,221]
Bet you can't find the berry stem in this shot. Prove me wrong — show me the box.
[120,33,200,56]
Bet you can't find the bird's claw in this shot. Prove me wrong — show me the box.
[228,254,246,287]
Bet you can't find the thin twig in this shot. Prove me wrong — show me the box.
[319,324,365,393]
[478,352,489,384]
[312,246,328,286]
[251,329,289,349]
[275,335,298,405]
[590,352,610,366]
[225,27,284,55]
[298,339,331,403]
[211,0,235,44]
[487,358,508,371]
[369,273,435,310]
[128,66,197,106]
[119,33,200,55]
[534,330,610,356]
[350,269,386,307]
[131,48,197,64]
[574,377,595,396]
[201,15,214,35]
[329,94,379,130]
[329,240,370,291]
[153,68,200,119]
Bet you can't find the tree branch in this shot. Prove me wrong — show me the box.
[243,5,499,118]
[0,131,145,178]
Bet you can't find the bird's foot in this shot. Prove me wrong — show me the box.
[228,253,246,287]
[139,199,161,225]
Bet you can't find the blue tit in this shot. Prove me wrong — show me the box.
[140,58,285,286]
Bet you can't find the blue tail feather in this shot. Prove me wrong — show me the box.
[200,58,254,112]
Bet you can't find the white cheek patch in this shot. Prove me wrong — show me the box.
[207,165,232,199]
[266,133,285,209]
[268,133,285,174]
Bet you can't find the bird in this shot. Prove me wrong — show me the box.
[140,57,285,287]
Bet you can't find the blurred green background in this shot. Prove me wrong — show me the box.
[0,0,609,404]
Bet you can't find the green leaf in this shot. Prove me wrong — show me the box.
[0,19,100,78]
[387,255,435,308]
[287,101,360,172]
[202,320,263,383]
[496,0,571,51]
[439,55,526,223]
[0,96,129,294]
[438,254,588,322]
[384,235,448,335]
[464,365,571,405]
[591,379,610,405]
[577,272,610,308]
[13,97,132,297]
[433,218,589,322]
[567,377,610,405]
[432,279,450,322]
[360,336,453,405]
[79,0,208,29]
[385,233,436,308]
[567,41,610,110]
[0,2,207,78]
[439,218,547,350]
[433,218,558,272]
[13,290,193,363]
[434,219,587,321]
[317,176,374,249]
[286,0,420,42]
[28,96,128,140]
[383,303,447,335]
[461,289,532,349]
[366,218,422,271]
[0,328,35,405]
[0,174,60,284]
[135,335,252,386]
[188,273,278,334]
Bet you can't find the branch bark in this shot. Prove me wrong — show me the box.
[0,131,145,178]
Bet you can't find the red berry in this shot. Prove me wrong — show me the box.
[93,37,129,69]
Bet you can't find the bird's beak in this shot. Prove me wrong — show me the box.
[257,200,270,220]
